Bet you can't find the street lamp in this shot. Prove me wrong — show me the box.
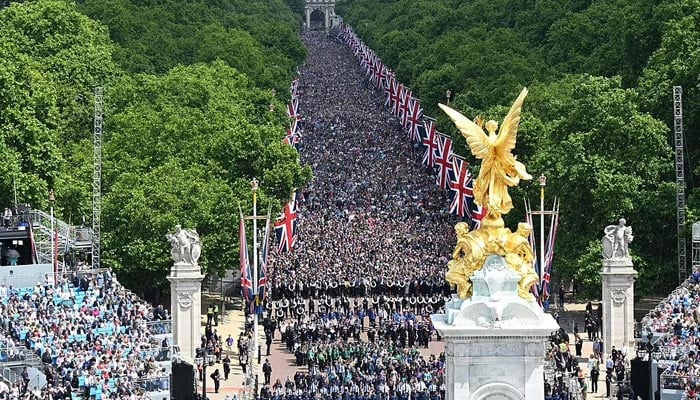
[195,354,215,400]
[446,90,451,106]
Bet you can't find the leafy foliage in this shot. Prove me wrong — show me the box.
[0,0,310,296]
[338,0,685,296]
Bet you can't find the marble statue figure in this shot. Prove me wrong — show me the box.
[602,218,633,259]
[167,225,201,264]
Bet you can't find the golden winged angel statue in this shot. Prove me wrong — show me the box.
[439,87,532,220]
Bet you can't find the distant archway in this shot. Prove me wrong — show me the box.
[310,9,324,30]
[304,0,336,30]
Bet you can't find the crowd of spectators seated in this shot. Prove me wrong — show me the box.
[638,268,700,393]
[0,270,172,400]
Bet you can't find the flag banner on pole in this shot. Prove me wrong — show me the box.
[256,211,271,315]
[434,133,453,190]
[541,198,560,299]
[448,155,473,217]
[274,195,299,253]
[525,200,540,301]
[239,213,254,304]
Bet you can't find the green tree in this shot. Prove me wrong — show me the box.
[102,62,311,292]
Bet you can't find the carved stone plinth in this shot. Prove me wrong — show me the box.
[432,256,559,400]
[600,257,637,355]
[167,261,204,363]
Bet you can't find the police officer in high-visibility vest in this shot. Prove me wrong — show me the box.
[206,305,214,326]
[213,303,219,326]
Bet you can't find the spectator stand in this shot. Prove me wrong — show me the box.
[0,268,174,400]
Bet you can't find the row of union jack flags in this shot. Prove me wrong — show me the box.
[276,76,302,253]
[240,76,302,313]
[339,24,486,228]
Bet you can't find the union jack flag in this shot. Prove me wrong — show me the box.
[239,215,254,304]
[391,83,403,116]
[434,133,453,190]
[448,156,473,217]
[287,98,300,121]
[290,78,299,98]
[373,63,387,90]
[406,98,423,142]
[469,201,487,230]
[283,120,301,149]
[399,88,413,127]
[419,119,439,168]
[385,76,396,108]
[541,200,560,299]
[274,196,299,253]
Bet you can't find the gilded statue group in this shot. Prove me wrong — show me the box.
[440,88,538,301]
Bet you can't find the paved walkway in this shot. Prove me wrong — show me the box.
[196,294,261,400]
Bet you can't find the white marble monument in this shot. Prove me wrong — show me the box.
[432,255,559,400]
[600,218,637,355]
[166,225,204,363]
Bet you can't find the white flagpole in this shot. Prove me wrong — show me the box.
[539,175,546,291]
[250,178,259,379]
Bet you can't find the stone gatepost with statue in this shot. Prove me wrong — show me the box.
[167,225,205,363]
[600,218,637,355]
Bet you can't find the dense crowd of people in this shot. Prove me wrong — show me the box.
[267,28,456,310]
[260,29,454,400]
[0,270,172,400]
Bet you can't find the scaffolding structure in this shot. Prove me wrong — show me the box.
[674,86,687,284]
[92,87,103,270]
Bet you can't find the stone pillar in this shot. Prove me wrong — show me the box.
[166,226,205,363]
[324,7,330,30]
[305,7,311,30]
[600,257,637,356]
[600,218,637,356]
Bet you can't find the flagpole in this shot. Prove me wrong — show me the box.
[250,178,259,380]
[539,175,546,299]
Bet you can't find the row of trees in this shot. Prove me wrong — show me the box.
[336,0,699,295]
[0,0,310,297]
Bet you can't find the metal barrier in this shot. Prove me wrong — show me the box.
[0,346,29,362]
[146,320,172,335]
[1,367,19,386]
[137,347,173,363]
[661,368,689,390]
[133,376,171,393]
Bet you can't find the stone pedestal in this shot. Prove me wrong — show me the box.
[600,258,637,356]
[167,261,204,363]
[431,255,560,400]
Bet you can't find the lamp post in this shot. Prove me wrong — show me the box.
[194,353,215,400]
[446,90,451,106]
[49,190,56,283]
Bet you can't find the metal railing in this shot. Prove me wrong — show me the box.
[137,347,173,363]
[0,345,30,362]
[1,366,19,386]
[661,368,689,390]
[133,376,171,393]
[145,320,172,335]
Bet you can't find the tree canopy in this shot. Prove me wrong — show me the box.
[0,0,309,297]
[337,0,686,295]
